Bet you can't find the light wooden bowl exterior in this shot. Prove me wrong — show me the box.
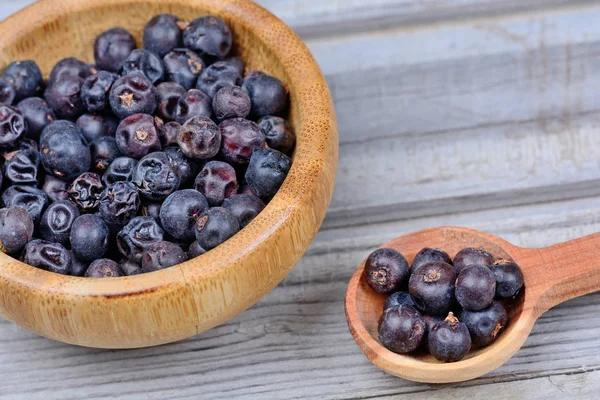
[0,0,338,348]
[346,226,600,383]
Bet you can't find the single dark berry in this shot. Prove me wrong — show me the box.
[364,248,410,294]
[120,49,165,85]
[110,72,158,119]
[242,73,288,119]
[183,16,233,59]
[194,161,237,206]
[158,120,181,147]
[454,247,494,273]
[68,172,104,213]
[0,79,16,105]
[117,216,164,262]
[70,214,109,262]
[177,116,220,159]
[141,201,161,220]
[212,86,250,120]
[119,258,143,276]
[460,301,508,347]
[143,14,184,58]
[115,113,162,159]
[258,116,295,154]
[222,193,264,228]
[1,61,43,101]
[90,137,121,173]
[383,291,415,311]
[94,28,136,72]
[44,75,86,119]
[195,207,239,250]
[159,189,208,243]
[221,57,244,75]
[85,259,123,278]
[98,181,140,229]
[1,185,48,223]
[455,265,496,311]
[219,118,264,164]
[163,146,198,185]
[102,156,138,186]
[491,261,524,299]
[133,151,181,201]
[0,206,34,254]
[3,139,40,185]
[188,240,206,258]
[163,48,205,90]
[409,262,457,316]
[49,57,91,84]
[81,71,119,113]
[378,305,425,354]
[17,97,55,141]
[245,148,291,201]
[76,112,119,143]
[42,175,69,203]
[141,241,188,272]
[0,105,26,148]
[69,251,89,277]
[156,82,185,121]
[40,120,90,180]
[38,200,80,246]
[196,61,242,98]
[174,89,212,124]
[428,313,472,362]
[412,247,453,271]
[23,239,71,275]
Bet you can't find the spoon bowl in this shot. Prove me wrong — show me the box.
[345,226,600,383]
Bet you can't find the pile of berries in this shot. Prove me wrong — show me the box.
[0,14,295,277]
[364,247,524,362]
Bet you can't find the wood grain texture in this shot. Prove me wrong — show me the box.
[0,0,338,348]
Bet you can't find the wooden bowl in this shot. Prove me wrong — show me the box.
[0,0,338,349]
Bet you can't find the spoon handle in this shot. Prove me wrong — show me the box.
[522,232,600,313]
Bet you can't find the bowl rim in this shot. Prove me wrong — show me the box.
[0,0,338,343]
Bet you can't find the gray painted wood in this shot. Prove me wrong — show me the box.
[3,0,600,399]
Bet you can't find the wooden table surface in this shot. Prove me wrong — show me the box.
[3,0,600,398]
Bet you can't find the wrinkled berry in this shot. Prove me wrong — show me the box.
[164,145,198,185]
[1,61,43,101]
[428,313,472,362]
[0,206,34,253]
[196,61,242,98]
[17,97,55,141]
[0,105,26,148]
[177,116,220,159]
[454,247,494,273]
[115,113,162,159]
[194,161,237,206]
[378,305,425,354]
[70,214,109,262]
[456,265,496,311]
[39,200,80,246]
[156,82,185,121]
[3,139,40,185]
[68,172,104,213]
[49,57,91,84]
[0,79,16,105]
[364,248,410,294]
[119,258,143,276]
[44,75,86,119]
[143,14,184,58]
[133,151,180,200]
[222,193,264,228]
[219,118,264,164]
[110,72,157,119]
[121,49,165,85]
[85,259,123,278]
[141,241,188,272]
[160,189,208,243]
[174,89,212,124]
[98,181,140,228]
[158,120,181,147]
[242,73,288,119]
[213,86,250,120]
[2,185,48,223]
[163,49,205,90]
[183,16,232,59]
[195,207,239,250]
[94,28,136,72]
[245,148,291,201]
[412,247,453,272]
[90,137,121,173]
[383,291,415,311]
[102,156,138,186]
[460,301,508,347]
[81,71,119,113]
[409,262,457,316]
[40,120,90,180]
[117,216,164,261]
[258,116,295,155]
[491,261,524,299]
[42,175,69,203]
[188,240,206,258]
[23,239,71,275]
[76,112,119,143]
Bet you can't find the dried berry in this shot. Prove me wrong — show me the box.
[2,185,48,223]
[68,172,104,213]
[0,206,34,254]
[85,259,123,278]
[39,200,80,246]
[1,61,43,101]
[110,72,158,119]
[98,181,140,228]
[194,161,238,206]
[222,193,264,228]
[174,89,212,124]
[428,313,471,362]
[3,139,40,185]
[102,156,138,186]
[159,189,208,243]
[183,16,232,59]
[378,305,425,354]
[177,116,221,160]
[364,248,410,294]
[0,105,26,148]
[219,118,265,164]
[40,120,90,180]
[17,97,55,141]
[195,207,239,250]
[115,113,162,159]
[133,151,181,201]
[257,116,295,154]
[70,214,110,262]
[94,28,136,72]
[409,262,457,316]
[454,247,494,273]
[245,148,291,201]
[120,49,165,85]
[82,71,119,113]
[491,261,524,299]
[460,301,508,347]
[455,265,496,311]
[156,82,185,121]
[213,86,250,120]
[143,14,184,58]
[141,241,188,272]
[23,239,71,275]
[163,48,205,90]
[117,216,164,262]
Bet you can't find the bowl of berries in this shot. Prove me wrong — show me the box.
[0,0,337,348]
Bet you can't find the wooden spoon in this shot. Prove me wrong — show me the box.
[345,226,600,383]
